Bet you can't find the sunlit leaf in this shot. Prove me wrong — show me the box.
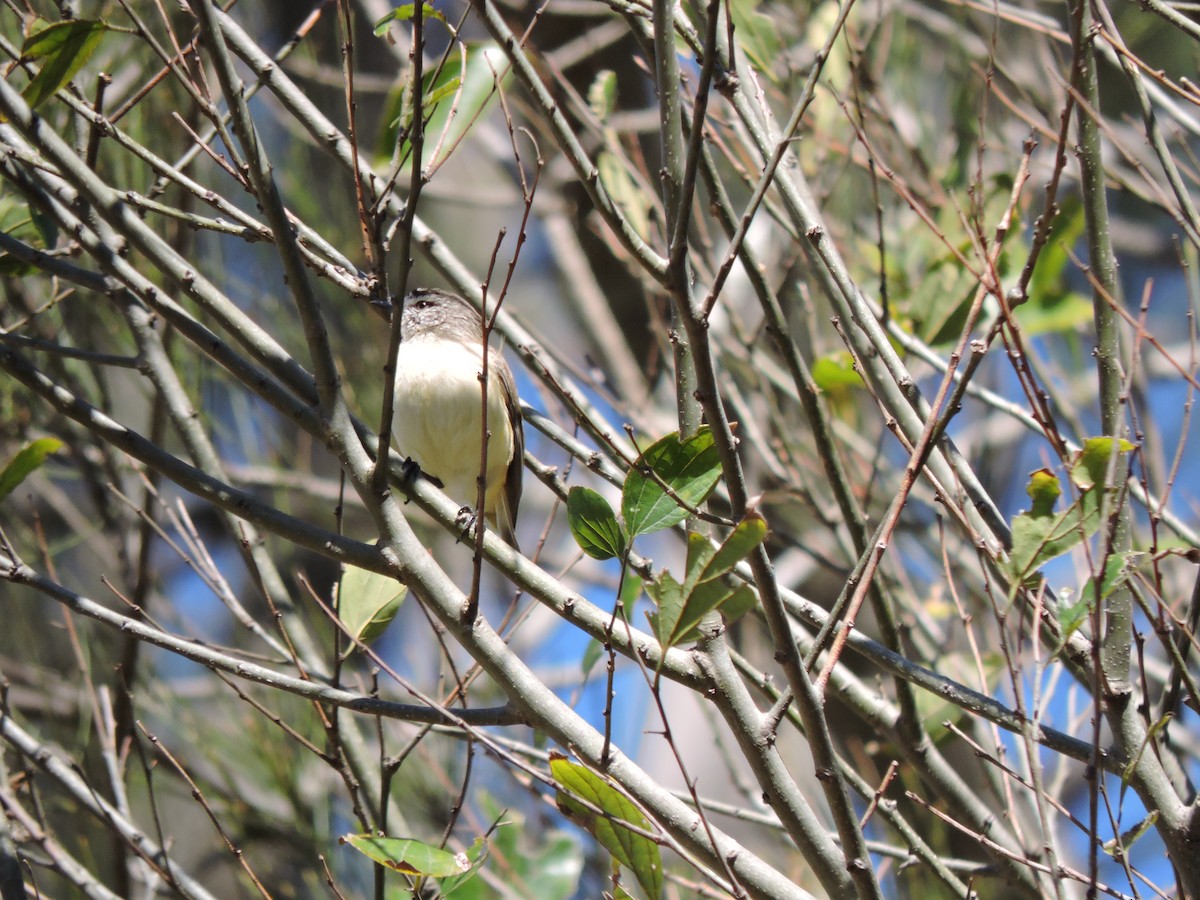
[380,42,507,171]
[342,834,471,878]
[1006,451,1131,589]
[588,70,617,124]
[1071,551,1141,639]
[336,564,406,649]
[646,516,765,649]
[727,0,783,78]
[439,836,488,896]
[551,755,662,900]
[688,513,767,588]
[19,19,110,111]
[645,571,684,648]
[811,353,864,391]
[1055,588,1092,643]
[0,437,63,503]
[1025,199,1087,311]
[622,428,721,539]
[598,150,652,242]
[1121,714,1173,793]
[373,3,446,35]
[454,797,581,900]
[1026,467,1061,516]
[715,583,758,627]
[567,487,626,560]
[1103,812,1159,857]
[1070,436,1136,491]
[1013,293,1094,336]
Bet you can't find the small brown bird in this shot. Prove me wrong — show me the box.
[392,288,523,548]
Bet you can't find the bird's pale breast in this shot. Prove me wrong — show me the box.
[393,337,514,513]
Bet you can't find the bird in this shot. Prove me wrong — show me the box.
[391,287,523,548]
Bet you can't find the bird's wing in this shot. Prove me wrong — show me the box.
[498,363,524,550]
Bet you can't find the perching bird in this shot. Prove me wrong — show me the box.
[392,288,523,548]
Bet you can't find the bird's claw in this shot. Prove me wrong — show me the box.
[399,457,421,485]
[455,505,480,543]
[400,458,444,490]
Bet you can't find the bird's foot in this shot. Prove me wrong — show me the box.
[400,458,444,490]
[455,505,480,543]
[399,457,421,486]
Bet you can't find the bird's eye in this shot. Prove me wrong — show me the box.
[414,299,432,309]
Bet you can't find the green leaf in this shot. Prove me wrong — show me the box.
[687,580,744,645]
[20,19,110,111]
[567,487,626,560]
[1121,714,1173,791]
[439,836,488,896]
[651,580,757,647]
[1013,292,1094,337]
[598,150,652,243]
[468,796,582,900]
[381,42,507,171]
[903,243,976,346]
[0,437,63,503]
[336,564,406,649]
[715,583,758,627]
[373,3,446,35]
[1055,589,1091,642]
[342,834,471,878]
[425,75,462,108]
[588,70,617,124]
[1071,436,1136,491]
[811,353,864,391]
[646,516,766,649]
[622,428,722,539]
[1060,551,1141,642]
[1023,199,1088,323]
[580,638,603,677]
[645,571,683,648]
[1007,463,1108,588]
[1007,498,1092,588]
[1010,438,1136,588]
[1102,811,1159,857]
[550,755,662,900]
[727,0,783,77]
[619,572,644,607]
[688,513,767,590]
[0,195,58,275]
[1026,467,1061,516]
[1080,551,1140,606]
